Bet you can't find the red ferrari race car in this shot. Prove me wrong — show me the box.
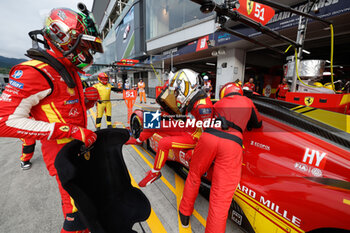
[130,92,350,233]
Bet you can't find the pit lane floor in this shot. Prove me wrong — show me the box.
[0,92,244,233]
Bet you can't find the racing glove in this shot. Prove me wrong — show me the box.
[84,87,99,101]
[84,87,99,109]
[51,123,97,148]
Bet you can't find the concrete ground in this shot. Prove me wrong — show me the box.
[0,92,244,233]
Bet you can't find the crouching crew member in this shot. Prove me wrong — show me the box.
[127,69,214,187]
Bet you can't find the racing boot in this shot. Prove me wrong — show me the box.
[138,170,161,187]
[125,137,142,145]
[179,210,190,228]
[20,160,32,170]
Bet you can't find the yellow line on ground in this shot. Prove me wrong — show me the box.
[133,145,207,228]
[131,145,176,194]
[192,210,206,227]
[129,171,167,233]
[141,147,155,159]
[175,174,192,233]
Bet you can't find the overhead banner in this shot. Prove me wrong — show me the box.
[215,0,350,46]
[267,0,349,31]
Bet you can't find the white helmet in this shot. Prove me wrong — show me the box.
[170,69,200,105]
[157,69,206,115]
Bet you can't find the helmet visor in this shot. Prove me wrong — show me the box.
[81,34,103,53]
[156,88,181,115]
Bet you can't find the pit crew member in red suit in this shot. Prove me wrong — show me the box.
[127,69,214,187]
[20,138,36,170]
[179,82,262,232]
[275,78,289,100]
[243,77,255,91]
[0,7,102,233]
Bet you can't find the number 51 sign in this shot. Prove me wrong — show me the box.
[123,89,137,123]
[237,0,275,26]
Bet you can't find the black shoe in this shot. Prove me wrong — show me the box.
[179,211,190,228]
[140,101,143,104]
[21,161,32,170]
[107,125,113,129]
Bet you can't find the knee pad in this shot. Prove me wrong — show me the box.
[23,144,36,154]
[96,118,102,124]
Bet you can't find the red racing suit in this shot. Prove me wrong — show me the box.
[133,97,213,172]
[20,138,36,162]
[275,83,289,100]
[243,82,255,91]
[0,51,92,233]
[179,94,262,233]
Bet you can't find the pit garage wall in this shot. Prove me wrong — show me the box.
[147,72,157,98]
[147,70,164,98]
[216,49,246,99]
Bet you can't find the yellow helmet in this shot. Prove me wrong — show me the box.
[313,82,323,87]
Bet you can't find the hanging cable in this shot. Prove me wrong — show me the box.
[151,63,163,85]
[285,23,335,91]
[330,24,335,92]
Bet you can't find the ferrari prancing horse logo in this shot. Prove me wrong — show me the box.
[84,151,91,161]
[247,0,254,15]
[304,97,314,106]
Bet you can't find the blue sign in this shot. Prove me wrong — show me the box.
[143,110,161,129]
[12,70,23,79]
[9,79,24,89]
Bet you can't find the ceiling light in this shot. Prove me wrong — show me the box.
[206,62,216,66]
[218,49,226,55]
